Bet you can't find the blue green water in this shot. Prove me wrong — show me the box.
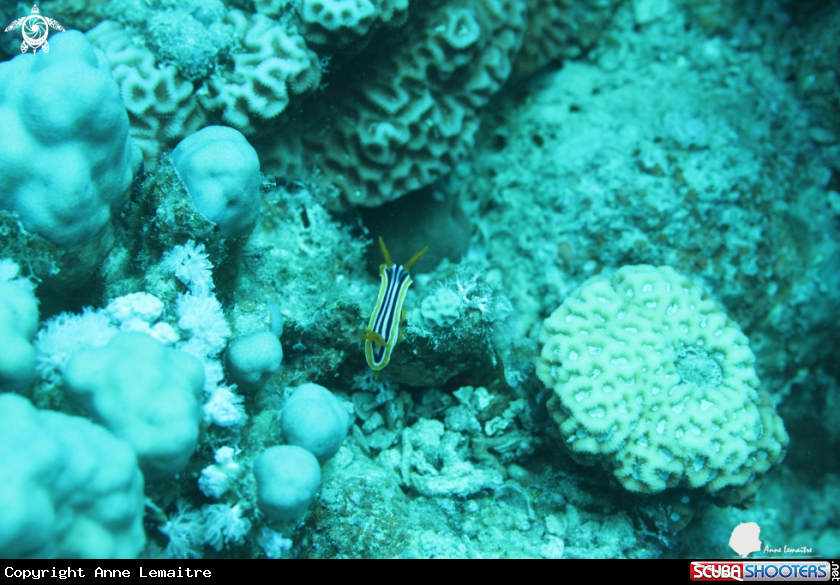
[0,0,837,559]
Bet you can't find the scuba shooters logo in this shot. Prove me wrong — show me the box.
[690,561,838,582]
[4,4,64,54]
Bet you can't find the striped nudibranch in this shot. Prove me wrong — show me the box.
[360,237,427,377]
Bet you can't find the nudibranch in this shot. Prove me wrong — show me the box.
[360,237,427,377]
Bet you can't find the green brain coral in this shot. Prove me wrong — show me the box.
[536,265,788,505]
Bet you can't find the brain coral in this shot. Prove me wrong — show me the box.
[198,10,322,136]
[298,0,409,50]
[536,265,788,505]
[260,0,526,207]
[514,0,624,77]
[89,10,321,162]
[86,21,206,165]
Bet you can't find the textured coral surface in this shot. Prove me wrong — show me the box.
[0,0,838,561]
[537,265,788,503]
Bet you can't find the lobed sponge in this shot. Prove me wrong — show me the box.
[253,445,322,523]
[63,332,205,481]
[280,383,350,463]
[419,288,463,329]
[536,265,788,504]
[171,126,262,239]
[0,280,39,390]
[225,331,283,391]
[0,394,145,558]
[0,31,141,249]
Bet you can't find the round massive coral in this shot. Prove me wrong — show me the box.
[536,265,788,504]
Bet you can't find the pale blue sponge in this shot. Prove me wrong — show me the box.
[280,383,349,463]
[0,281,39,391]
[0,31,141,247]
[225,331,282,391]
[63,332,205,481]
[171,125,261,238]
[0,393,145,558]
[253,445,321,523]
